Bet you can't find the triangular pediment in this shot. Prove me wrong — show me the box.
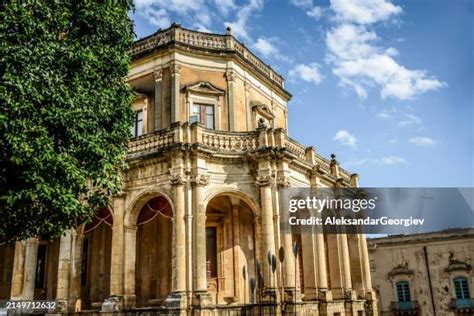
[182,81,225,95]
[251,102,275,120]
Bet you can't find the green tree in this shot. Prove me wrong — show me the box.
[0,1,135,243]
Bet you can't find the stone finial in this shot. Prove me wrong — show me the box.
[257,118,267,129]
[330,154,340,177]
[226,26,232,35]
[350,173,359,188]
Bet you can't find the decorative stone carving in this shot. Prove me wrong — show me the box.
[226,69,237,82]
[170,174,186,186]
[153,67,163,81]
[190,174,210,186]
[182,81,225,96]
[255,175,273,187]
[388,263,414,279]
[276,175,291,188]
[169,63,182,75]
[445,253,472,272]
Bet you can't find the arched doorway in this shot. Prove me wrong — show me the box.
[0,244,14,299]
[205,194,256,305]
[135,196,173,307]
[81,207,113,309]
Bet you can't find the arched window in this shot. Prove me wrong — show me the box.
[396,281,411,302]
[453,277,470,299]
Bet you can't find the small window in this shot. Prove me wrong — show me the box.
[396,281,411,302]
[192,103,214,129]
[454,277,470,299]
[131,110,144,137]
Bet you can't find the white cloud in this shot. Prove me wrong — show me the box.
[135,0,212,31]
[213,0,237,16]
[331,0,402,24]
[409,137,437,146]
[290,0,314,9]
[398,114,421,126]
[225,0,264,41]
[325,0,445,100]
[376,111,390,119]
[289,63,324,85]
[307,6,324,19]
[376,155,407,165]
[333,130,358,148]
[253,37,279,58]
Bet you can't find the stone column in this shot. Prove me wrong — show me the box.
[230,198,242,302]
[256,174,276,296]
[109,194,126,303]
[56,230,73,311]
[191,174,211,307]
[12,238,39,300]
[153,67,163,131]
[226,68,237,131]
[339,233,352,290]
[359,233,372,291]
[68,229,83,312]
[123,225,137,308]
[170,62,181,124]
[10,241,25,299]
[165,174,187,308]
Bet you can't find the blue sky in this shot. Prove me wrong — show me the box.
[130,0,473,187]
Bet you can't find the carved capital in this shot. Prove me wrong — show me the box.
[191,174,210,186]
[170,174,186,186]
[169,62,182,75]
[153,67,163,81]
[276,175,291,188]
[255,175,273,187]
[226,69,237,82]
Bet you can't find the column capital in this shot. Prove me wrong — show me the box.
[255,174,273,187]
[153,67,163,81]
[170,174,187,186]
[190,174,210,186]
[276,175,291,188]
[169,62,181,75]
[226,69,237,82]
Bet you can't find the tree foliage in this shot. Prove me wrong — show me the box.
[0,1,135,243]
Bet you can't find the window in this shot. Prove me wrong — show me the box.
[396,281,411,302]
[454,277,470,299]
[192,103,214,129]
[131,110,144,137]
[206,227,217,277]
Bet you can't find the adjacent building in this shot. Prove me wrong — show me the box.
[368,228,474,315]
[0,24,376,315]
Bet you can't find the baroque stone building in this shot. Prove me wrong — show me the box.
[368,228,474,315]
[0,24,376,315]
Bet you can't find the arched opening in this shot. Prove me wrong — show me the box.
[135,196,173,307]
[80,207,113,310]
[34,239,59,300]
[0,244,14,299]
[205,194,256,305]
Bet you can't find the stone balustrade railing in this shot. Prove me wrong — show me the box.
[127,124,352,181]
[131,25,285,88]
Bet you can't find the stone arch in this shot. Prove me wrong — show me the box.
[204,188,260,217]
[125,188,174,227]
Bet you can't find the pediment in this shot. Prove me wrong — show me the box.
[251,102,274,120]
[182,81,225,96]
[388,264,414,279]
[445,255,472,273]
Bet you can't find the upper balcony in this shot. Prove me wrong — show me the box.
[127,123,353,183]
[130,24,287,92]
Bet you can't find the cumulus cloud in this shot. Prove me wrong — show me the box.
[333,130,358,148]
[253,37,279,58]
[325,0,445,100]
[398,114,421,127]
[289,63,324,85]
[134,0,212,31]
[307,7,324,19]
[409,137,437,146]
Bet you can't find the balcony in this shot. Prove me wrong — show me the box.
[449,298,474,312]
[390,301,420,314]
[127,123,352,181]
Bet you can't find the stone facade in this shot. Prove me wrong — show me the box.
[368,228,474,316]
[0,24,376,315]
